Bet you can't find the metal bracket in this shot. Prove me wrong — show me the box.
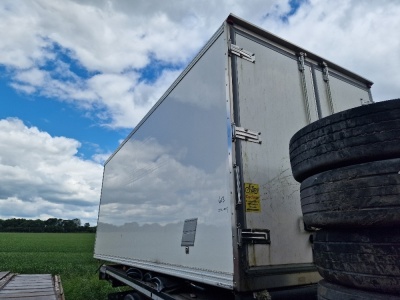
[360,98,373,105]
[321,61,335,114]
[297,52,306,72]
[234,164,242,205]
[232,124,262,144]
[181,218,198,247]
[322,61,330,82]
[238,228,271,246]
[229,42,255,63]
[297,52,311,124]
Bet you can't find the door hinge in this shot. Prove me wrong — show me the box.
[232,124,262,144]
[229,42,255,63]
[238,228,271,246]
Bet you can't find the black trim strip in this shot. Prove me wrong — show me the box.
[229,23,250,291]
[246,263,317,277]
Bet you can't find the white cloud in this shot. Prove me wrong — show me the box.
[92,152,112,165]
[0,118,103,225]
[14,68,46,87]
[9,83,36,94]
[0,0,281,129]
[1,0,400,225]
[1,0,397,128]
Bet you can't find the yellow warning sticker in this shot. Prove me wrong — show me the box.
[245,183,261,212]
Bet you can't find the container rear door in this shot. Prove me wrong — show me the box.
[231,31,315,268]
[312,66,372,118]
[230,28,372,270]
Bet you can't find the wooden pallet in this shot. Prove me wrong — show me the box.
[0,272,64,300]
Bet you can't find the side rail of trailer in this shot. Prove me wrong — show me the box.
[99,265,318,300]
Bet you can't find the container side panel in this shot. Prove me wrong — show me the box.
[233,33,313,267]
[329,75,371,112]
[94,33,234,283]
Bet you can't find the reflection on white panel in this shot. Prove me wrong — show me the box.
[95,32,234,277]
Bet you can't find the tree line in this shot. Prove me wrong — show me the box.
[0,218,96,233]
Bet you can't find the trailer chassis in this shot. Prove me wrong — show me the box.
[99,264,317,300]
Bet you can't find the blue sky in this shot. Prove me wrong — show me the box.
[0,74,125,159]
[0,0,399,225]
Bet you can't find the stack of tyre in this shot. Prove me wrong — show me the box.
[289,99,400,300]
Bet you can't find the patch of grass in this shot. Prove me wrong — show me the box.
[0,233,118,300]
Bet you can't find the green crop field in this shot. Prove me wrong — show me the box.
[0,232,118,299]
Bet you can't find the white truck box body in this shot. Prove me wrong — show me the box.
[94,14,373,292]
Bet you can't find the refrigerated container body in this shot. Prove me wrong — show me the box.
[94,14,373,294]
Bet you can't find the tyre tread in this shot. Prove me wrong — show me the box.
[314,229,400,294]
[290,99,400,181]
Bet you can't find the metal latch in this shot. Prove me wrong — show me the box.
[321,61,335,114]
[297,52,307,72]
[234,165,242,205]
[232,124,261,144]
[229,42,255,63]
[238,228,271,246]
[321,61,330,82]
[360,98,374,105]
